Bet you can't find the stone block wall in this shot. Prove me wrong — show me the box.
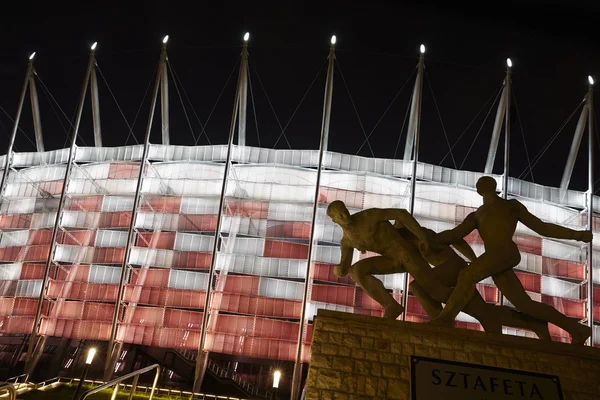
[304,310,600,400]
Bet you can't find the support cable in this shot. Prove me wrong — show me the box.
[247,64,261,147]
[335,59,374,157]
[166,62,198,144]
[512,88,535,183]
[393,97,412,160]
[440,84,502,165]
[358,68,416,155]
[124,67,157,145]
[425,69,457,169]
[0,105,38,150]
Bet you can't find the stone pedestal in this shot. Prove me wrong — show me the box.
[304,310,600,400]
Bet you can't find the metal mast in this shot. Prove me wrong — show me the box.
[90,42,102,147]
[502,59,512,199]
[237,32,249,146]
[29,72,44,152]
[192,32,249,393]
[560,97,589,190]
[104,36,169,380]
[401,45,425,321]
[161,36,170,145]
[25,44,97,376]
[586,75,595,346]
[290,35,337,400]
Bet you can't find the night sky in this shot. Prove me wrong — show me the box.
[1,1,599,191]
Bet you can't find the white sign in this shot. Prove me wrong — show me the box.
[411,356,563,400]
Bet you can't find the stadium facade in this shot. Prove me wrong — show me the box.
[0,37,598,399]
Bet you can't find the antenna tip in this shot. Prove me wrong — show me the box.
[29,52,36,60]
[244,32,250,42]
[163,35,169,44]
[589,75,594,86]
[91,42,97,51]
[506,58,512,68]
[330,35,337,45]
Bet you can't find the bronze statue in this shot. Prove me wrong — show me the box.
[429,176,592,344]
[327,200,550,339]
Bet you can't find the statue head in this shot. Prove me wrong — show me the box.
[327,200,352,226]
[476,176,497,196]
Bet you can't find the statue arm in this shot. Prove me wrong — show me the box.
[334,239,354,277]
[377,208,428,242]
[451,239,477,262]
[514,200,593,242]
[437,212,477,244]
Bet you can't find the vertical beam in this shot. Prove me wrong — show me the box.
[90,62,102,147]
[402,71,421,161]
[0,56,33,198]
[104,39,168,380]
[502,63,512,199]
[161,42,169,145]
[29,75,44,153]
[25,47,96,376]
[290,36,336,400]
[402,46,425,321]
[237,35,249,147]
[192,38,246,394]
[560,102,588,190]
[586,77,594,346]
[484,68,510,174]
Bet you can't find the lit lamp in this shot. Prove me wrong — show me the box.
[73,348,96,400]
[273,370,281,399]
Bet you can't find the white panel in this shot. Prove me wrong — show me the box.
[11,148,69,167]
[220,237,265,257]
[180,198,220,215]
[0,231,29,247]
[30,212,57,229]
[267,203,314,222]
[374,273,405,290]
[173,233,215,252]
[0,199,36,214]
[72,162,111,179]
[221,216,267,237]
[150,162,224,180]
[15,280,42,297]
[502,291,541,308]
[0,263,22,280]
[541,276,580,300]
[313,245,341,264]
[502,326,537,339]
[258,277,303,300]
[168,270,208,290]
[95,230,128,248]
[305,301,354,321]
[89,265,122,284]
[135,212,179,231]
[128,248,174,268]
[54,245,94,264]
[102,196,135,212]
[542,239,585,263]
[8,165,66,182]
[456,312,479,324]
[231,164,316,185]
[215,253,307,278]
[142,179,222,196]
[61,211,101,229]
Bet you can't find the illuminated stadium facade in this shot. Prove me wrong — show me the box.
[0,36,598,399]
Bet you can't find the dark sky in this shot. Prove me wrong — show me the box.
[0,0,599,191]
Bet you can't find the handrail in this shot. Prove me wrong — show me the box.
[5,374,28,384]
[0,383,16,400]
[77,363,160,400]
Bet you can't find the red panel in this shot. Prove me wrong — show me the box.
[476,284,498,303]
[98,212,132,228]
[58,230,96,246]
[54,265,91,282]
[136,232,176,249]
[318,187,364,209]
[266,221,311,239]
[406,296,428,317]
[130,268,170,287]
[178,215,218,232]
[47,301,114,321]
[204,333,300,361]
[140,196,182,213]
[0,281,17,296]
[27,229,53,245]
[218,275,260,296]
[19,263,47,280]
[464,231,541,255]
[108,162,140,179]
[93,247,125,264]
[41,319,111,340]
[68,196,103,212]
[47,281,118,301]
[124,286,206,308]
[264,239,307,259]
[117,325,201,349]
[0,298,37,316]
[310,284,355,307]
[210,314,299,341]
[542,257,585,281]
[0,316,34,334]
[171,251,212,269]
[0,245,50,262]
[311,262,355,285]
[354,288,384,311]
[514,271,541,293]
[541,295,585,319]
[454,321,483,332]
[124,306,165,326]
[0,214,32,229]
[225,200,269,219]
[164,308,203,330]
[211,292,302,319]
[594,303,600,323]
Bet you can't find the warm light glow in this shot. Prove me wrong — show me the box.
[273,370,281,388]
[330,35,337,45]
[589,75,594,86]
[163,35,169,44]
[420,44,425,54]
[85,348,96,365]
[29,52,36,60]
[244,32,250,42]
[91,42,97,51]
[506,58,512,68]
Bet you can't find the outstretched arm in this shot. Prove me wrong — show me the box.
[451,239,477,262]
[437,212,477,244]
[334,238,354,277]
[514,200,593,242]
[376,208,428,242]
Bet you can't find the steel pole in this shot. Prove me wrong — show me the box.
[192,49,244,394]
[29,75,44,152]
[587,84,594,346]
[90,62,102,147]
[502,67,512,200]
[401,52,424,321]
[160,50,169,145]
[290,43,335,400]
[105,43,167,379]
[237,43,248,146]
[25,48,96,372]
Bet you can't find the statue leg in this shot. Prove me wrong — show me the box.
[348,256,405,319]
[493,270,591,345]
[431,251,512,326]
[409,281,443,318]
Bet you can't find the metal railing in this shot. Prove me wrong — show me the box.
[77,363,160,400]
[206,360,273,399]
[5,374,28,385]
[0,383,16,400]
